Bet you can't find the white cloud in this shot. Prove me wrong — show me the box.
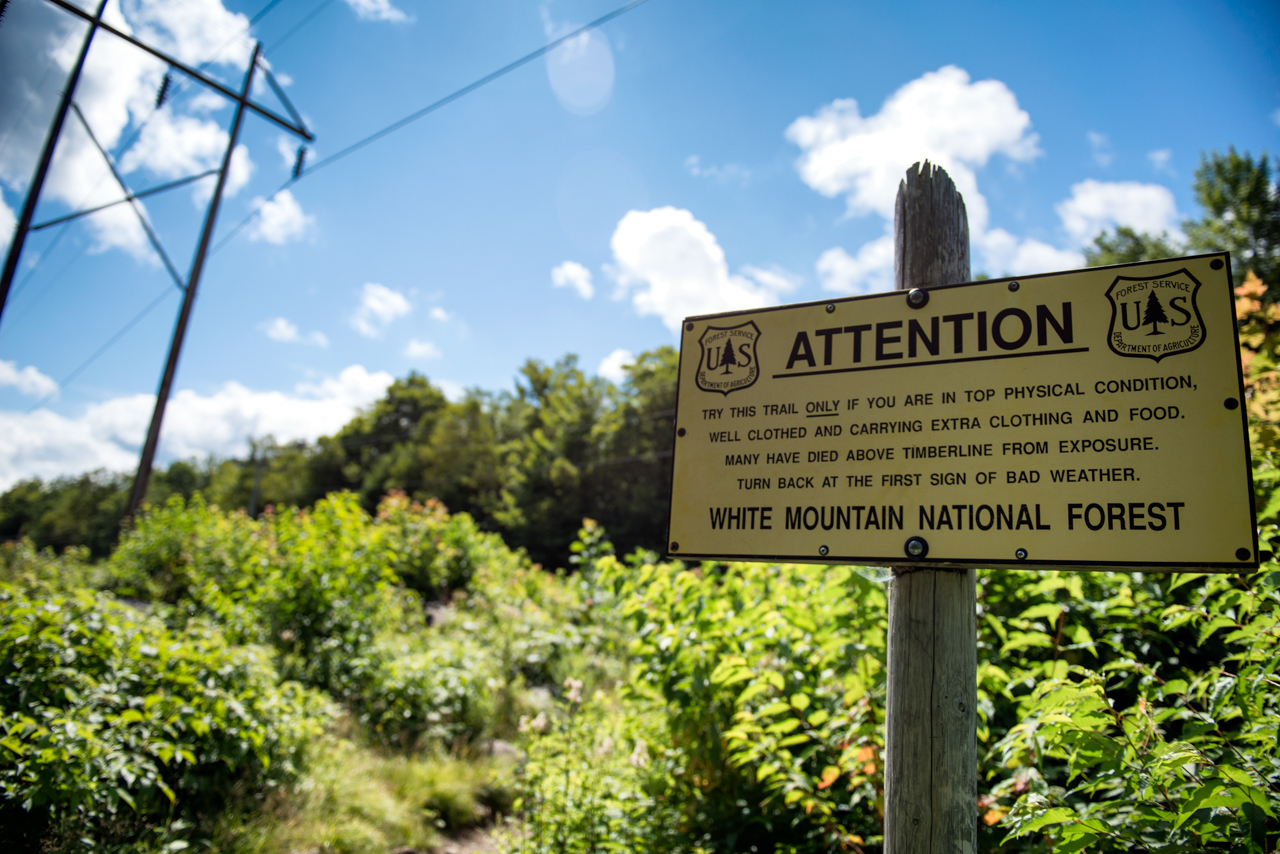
[976,229,1083,277]
[787,66,1069,292]
[0,198,14,253]
[597,348,634,384]
[342,0,408,23]
[264,317,327,346]
[815,234,894,295]
[428,307,450,322]
[0,365,393,488]
[0,360,59,398]
[0,0,260,260]
[404,338,442,360]
[350,282,411,337]
[1148,148,1173,174]
[119,109,233,182]
[786,65,1040,231]
[685,155,750,185]
[609,207,797,331]
[1055,179,1181,245]
[124,0,255,67]
[551,260,594,299]
[1087,131,1113,167]
[265,317,299,341]
[249,189,314,244]
[435,379,465,402]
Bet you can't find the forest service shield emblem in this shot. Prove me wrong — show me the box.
[1104,269,1205,362]
[696,321,761,395]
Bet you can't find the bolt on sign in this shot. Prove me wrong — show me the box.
[665,253,1257,571]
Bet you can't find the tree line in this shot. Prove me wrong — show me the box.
[2,147,1277,565]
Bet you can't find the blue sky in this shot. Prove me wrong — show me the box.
[0,0,1278,486]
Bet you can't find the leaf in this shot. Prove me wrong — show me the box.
[1019,603,1064,622]
[737,683,771,705]
[1198,615,1236,645]
[1016,807,1076,834]
[817,766,840,790]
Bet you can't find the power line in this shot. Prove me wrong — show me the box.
[265,0,338,54]
[211,0,654,255]
[21,0,654,419]
[27,285,176,412]
[301,0,650,179]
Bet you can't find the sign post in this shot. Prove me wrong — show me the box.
[664,161,1256,851]
[884,162,977,854]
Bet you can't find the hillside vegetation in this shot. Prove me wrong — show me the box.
[2,497,1276,852]
[2,149,1279,852]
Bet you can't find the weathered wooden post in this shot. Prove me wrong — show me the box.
[884,161,977,854]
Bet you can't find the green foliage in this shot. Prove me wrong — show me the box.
[595,557,886,852]
[993,568,1279,852]
[214,734,515,854]
[503,685,691,854]
[0,565,327,851]
[377,491,487,598]
[1084,225,1183,267]
[0,471,130,559]
[1186,147,1280,291]
[106,493,511,750]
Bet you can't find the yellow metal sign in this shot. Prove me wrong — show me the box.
[666,253,1257,571]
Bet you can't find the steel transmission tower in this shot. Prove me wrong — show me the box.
[0,0,314,520]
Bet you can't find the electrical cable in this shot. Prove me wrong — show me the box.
[299,0,651,179]
[20,0,653,403]
[211,0,653,255]
[26,284,176,412]
[264,0,337,54]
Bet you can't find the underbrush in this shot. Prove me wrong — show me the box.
[3,499,1276,853]
[216,726,518,854]
[0,493,602,851]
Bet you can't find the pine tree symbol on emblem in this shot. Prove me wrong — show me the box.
[1104,268,1206,362]
[695,321,762,395]
[1142,290,1169,335]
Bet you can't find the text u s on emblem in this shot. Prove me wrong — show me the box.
[695,321,761,395]
[1104,268,1205,363]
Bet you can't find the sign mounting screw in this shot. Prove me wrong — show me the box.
[1008,281,1020,292]
[906,288,928,308]
[1211,258,1224,270]
[1015,548,1028,560]
[818,545,829,556]
[677,427,686,437]
[670,542,679,552]
[904,536,928,558]
[825,303,835,313]
[685,322,694,331]
[1236,547,1251,561]
[1225,398,1239,410]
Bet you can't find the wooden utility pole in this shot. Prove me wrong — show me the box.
[884,161,977,854]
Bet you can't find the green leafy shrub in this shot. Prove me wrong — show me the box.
[992,568,1279,852]
[356,635,495,749]
[377,492,487,598]
[597,557,887,852]
[503,683,691,854]
[0,580,328,851]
